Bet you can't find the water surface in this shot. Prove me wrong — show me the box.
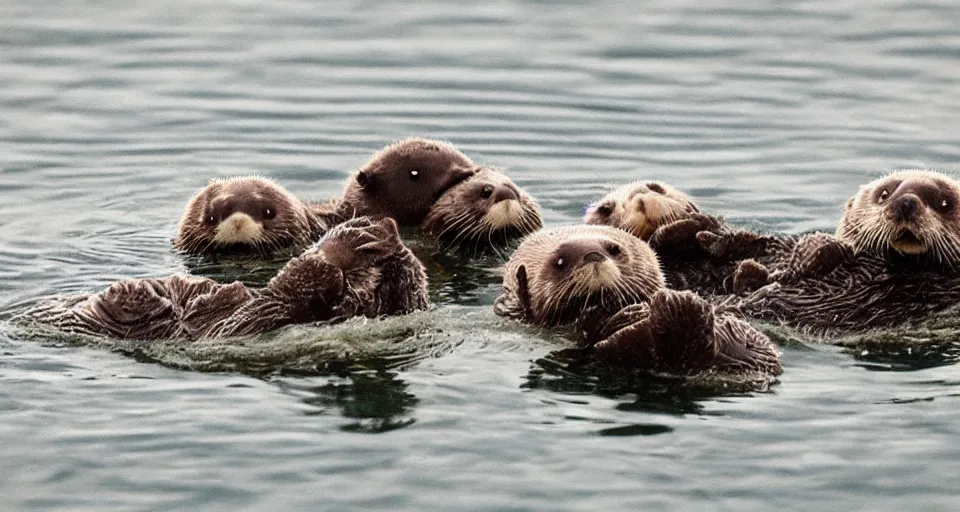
[2,1,960,510]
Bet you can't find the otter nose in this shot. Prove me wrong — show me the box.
[492,185,519,203]
[892,194,921,222]
[582,251,606,264]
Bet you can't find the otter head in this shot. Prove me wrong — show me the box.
[836,170,960,268]
[496,225,665,327]
[174,177,312,255]
[421,168,543,253]
[339,138,478,226]
[583,181,700,239]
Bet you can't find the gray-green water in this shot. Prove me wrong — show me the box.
[2,1,960,510]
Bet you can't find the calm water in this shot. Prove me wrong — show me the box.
[2,0,960,510]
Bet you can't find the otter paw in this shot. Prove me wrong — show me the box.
[594,316,659,370]
[733,259,771,295]
[784,234,853,280]
[697,230,771,261]
[596,289,719,373]
[649,214,723,254]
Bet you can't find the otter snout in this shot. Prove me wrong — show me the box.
[555,239,612,268]
[583,251,606,264]
[492,185,519,203]
[891,194,922,223]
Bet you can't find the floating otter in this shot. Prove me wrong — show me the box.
[582,180,792,295]
[421,168,543,253]
[494,225,781,377]
[583,180,700,239]
[337,137,478,226]
[174,176,340,256]
[708,170,960,335]
[16,217,428,340]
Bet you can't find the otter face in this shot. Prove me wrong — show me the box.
[498,226,665,327]
[174,177,312,255]
[421,168,543,253]
[836,170,960,266]
[584,181,700,240]
[340,138,478,226]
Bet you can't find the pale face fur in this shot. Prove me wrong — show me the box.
[836,170,960,268]
[583,181,700,239]
[421,168,543,253]
[497,225,665,327]
[174,176,313,255]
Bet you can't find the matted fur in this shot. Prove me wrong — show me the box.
[337,137,478,225]
[16,217,428,340]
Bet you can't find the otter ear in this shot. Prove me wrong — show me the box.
[452,165,480,184]
[845,197,854,210]
[515,265,534,321]
[356,170,373,189]
[646,182,666,194]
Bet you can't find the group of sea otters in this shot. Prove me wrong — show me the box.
[15,137,960,385]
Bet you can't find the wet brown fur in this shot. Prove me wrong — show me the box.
[714,170,960,336]
[337,137,478,226]
[494,225,781,377]
[17,217,428,340]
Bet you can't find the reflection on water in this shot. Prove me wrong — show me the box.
[524,347,772,416]
[278,371,418,433]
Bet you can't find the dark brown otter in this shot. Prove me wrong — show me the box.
[703,170,960,295]
[701,170,960,336]
[421,168,543,254]
[174,176,340,256]
[16,217,428,340]
[494,225,781,377]
[674,170,960,337]
[337,137,478,226]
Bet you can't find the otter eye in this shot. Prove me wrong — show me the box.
[480,185,494,199]
[878,189,889,202]
[555,257,565,268]
[263,207,275,219]
[204,214,217,225]
[596,203,613,216]
[941,199,950,209]
[607,244,621,256]
[409,170,420,181]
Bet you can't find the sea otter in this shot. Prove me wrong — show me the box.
[583,180,792,295]
[174,176,340,256]
[583,180,700,239]
[709,170,960,335]
[16,217,428,340]
[494,225,781,377]
[337,137,479,226]
[421,168,543,253]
